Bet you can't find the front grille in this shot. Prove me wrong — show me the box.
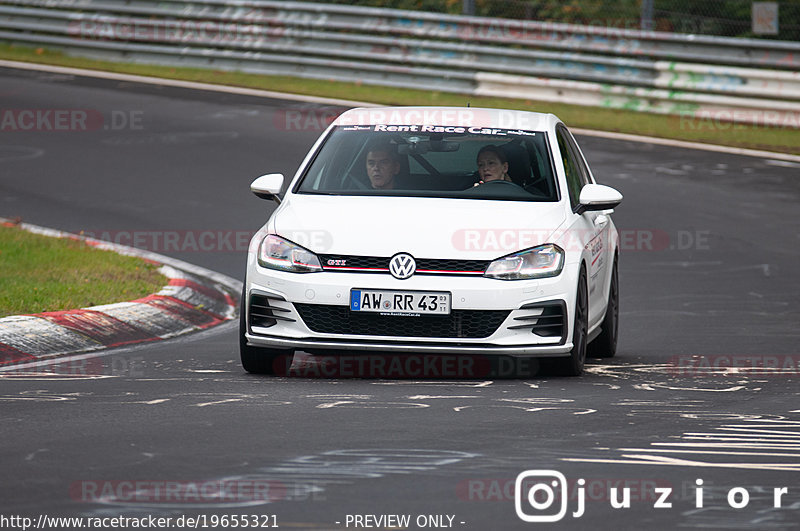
[319,255,489,275]
[294,304,509,338]
[249,293,295,330]
[507,300,567,342]
[320,255,387,270]
[416,258,489,274]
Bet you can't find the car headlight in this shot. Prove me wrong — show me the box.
[484,244,564,280]
[258,235,322,273]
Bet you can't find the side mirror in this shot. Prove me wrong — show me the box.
[576,184,622,215]
[251,173,285,204]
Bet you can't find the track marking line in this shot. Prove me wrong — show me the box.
[194,398,243,407]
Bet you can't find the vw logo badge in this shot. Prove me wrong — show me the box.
[389,253,416,280]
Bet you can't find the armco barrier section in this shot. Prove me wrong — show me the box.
[1,0,799,127]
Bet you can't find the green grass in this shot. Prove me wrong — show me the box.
[2,43,799,155]
[0,224,167,317]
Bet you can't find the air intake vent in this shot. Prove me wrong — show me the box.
[248,293,295,331]
[507,300,567,343]
[294,304,509,338]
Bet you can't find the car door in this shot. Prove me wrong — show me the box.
[555,125,607,327]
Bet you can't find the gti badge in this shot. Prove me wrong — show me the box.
[389,253,416,280]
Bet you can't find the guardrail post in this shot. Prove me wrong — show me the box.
[641,0,654,30]
[462,0,475,16]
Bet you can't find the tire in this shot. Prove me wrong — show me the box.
[551,266,588,377]
[239,288,293,375]
[588,256,619,359]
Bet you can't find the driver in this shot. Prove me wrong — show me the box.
[366,142,401,190]
[475,145,512,185]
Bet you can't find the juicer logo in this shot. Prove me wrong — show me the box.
[514,470,792,523]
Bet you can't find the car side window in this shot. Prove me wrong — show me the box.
[563,130,592,189]
[556,127,583,209]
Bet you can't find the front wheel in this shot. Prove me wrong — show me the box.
[588,256,618,359]
[551,266,588,376]
[239,288,293,375]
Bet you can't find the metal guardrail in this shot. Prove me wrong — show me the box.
[1,0,799,127]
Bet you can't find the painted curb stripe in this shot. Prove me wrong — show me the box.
[0,342,36,365]
[37,309,157,348]
[0,316,103,359]
[92,301,197,340]
[137,295,224,329]
[168,278,231,304]
[159,278,236,319]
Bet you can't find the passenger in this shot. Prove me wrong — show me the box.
[365,142,401,190]
[475,145,512,186]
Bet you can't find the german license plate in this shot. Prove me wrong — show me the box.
[350,289,451,316]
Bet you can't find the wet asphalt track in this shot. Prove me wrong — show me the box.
[1,66,800,530]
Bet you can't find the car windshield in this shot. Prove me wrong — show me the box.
[294,125,559,201]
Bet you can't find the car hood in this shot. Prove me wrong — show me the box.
[273,195,567,260]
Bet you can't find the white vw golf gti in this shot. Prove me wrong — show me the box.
[242,107,622,376]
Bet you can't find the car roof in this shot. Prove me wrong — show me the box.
[332,106,559,131]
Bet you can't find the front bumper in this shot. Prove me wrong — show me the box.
[245,332,573,357]
[244,262,578,358]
